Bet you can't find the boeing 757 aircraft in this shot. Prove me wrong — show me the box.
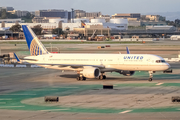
[19,25,171,81]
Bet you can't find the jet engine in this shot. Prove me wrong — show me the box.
[117,70,135,76]
[81,67,100,78]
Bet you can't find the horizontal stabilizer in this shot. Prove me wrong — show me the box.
[14,53,20,62]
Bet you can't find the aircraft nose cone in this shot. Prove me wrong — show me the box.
[166,63,171,69]
[163,63,172,73]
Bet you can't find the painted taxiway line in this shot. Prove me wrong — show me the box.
[0,106,25,108]
[156,83,164,86]
[0,102,6,104]
[0,94,36,96]
[119,110,132,114]
[0,99,12,100]
[59,87,79,89]
[32,89,58,91]
[40,109,69,111]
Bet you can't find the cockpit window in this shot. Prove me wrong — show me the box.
[161,60,166,63]
[156,60,166,63]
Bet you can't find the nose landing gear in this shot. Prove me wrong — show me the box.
[148,71,153,82]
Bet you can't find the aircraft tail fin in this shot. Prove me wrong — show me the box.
[126,47,130,54]
[22,25,49,56]
[81,20,86,28]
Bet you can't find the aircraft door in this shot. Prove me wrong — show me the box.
[118,56,123,65]
[147,58,152,66]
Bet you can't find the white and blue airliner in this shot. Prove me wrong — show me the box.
[16,25,171,81]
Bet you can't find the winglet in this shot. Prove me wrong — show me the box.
[126,47,130,54]
[14,53,20,62]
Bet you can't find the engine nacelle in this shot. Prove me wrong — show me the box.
[117,70,135,76]
[81,67,100,78]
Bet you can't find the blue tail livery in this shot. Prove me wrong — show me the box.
[126,47,130,54]
[81,20,86,28]
[22,25,49,56]
[14,53,20,62]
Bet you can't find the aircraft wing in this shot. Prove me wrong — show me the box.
[32,63,105,69]
[19,58,38,61]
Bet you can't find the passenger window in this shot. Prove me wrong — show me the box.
[156,60,160,63]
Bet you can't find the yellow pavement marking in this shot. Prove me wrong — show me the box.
[40,109,69,111]
[156,83,164,86]
[120,110,132,114]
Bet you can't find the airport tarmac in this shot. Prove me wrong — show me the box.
[0,41,180,120]
[1,41,180,59]
[0,62,180,120]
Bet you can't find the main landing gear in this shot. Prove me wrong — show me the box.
[148,71,153,82]
[77,75,86,81]
[99,73,106,80]
[76,73,107,81]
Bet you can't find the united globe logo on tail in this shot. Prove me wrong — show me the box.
[30,38,48,56]
[22,25,49,56]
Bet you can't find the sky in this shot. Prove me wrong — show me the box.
[1,0,180,15]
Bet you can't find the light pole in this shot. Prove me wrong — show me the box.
[71,8,74,23]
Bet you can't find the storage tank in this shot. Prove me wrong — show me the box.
[72,19,89,23]
[91,19,106,23]
[49,19,68,23]
[110,18,128,24]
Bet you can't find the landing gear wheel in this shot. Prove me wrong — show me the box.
[83,77,86,81]
[77,76,80,81]
[99,75,103,80]
[76,73,86,81]
[80,77,83,81]
[99,72,106,80]
[148,71,153,82]
[99,75,106,80]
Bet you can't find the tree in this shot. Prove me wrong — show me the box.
[0,9,18,19]
[52,28,63,35]
[166,20,176,26]
[32,25,43,35]
[22,12,35,23]
[1,9,7,19]
[25,12,34,19]
[7,12,18,18]
[9,24,21,32]
[175,19,180,27]
[175,19,180,24]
